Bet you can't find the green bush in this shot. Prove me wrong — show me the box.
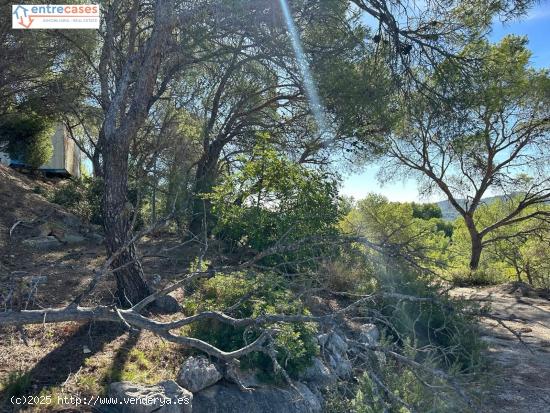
[49,176,103,225]
[1,370,31,399]
[182,272,318,380]
[341,195,451,271]
[208,136,342,268]
[449,266,503,287]
[379,270,486,373]
[0,113,54,169]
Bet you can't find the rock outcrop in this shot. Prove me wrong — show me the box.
[108,380,192,413]
[192,382,322,413]
[176,356,223,393]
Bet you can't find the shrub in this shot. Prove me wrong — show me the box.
[379,270,486,372]
[182,272,318,380]
[49,176,103,225]
[208,136,343,267]
[341,195,451,271]
[1,370,31,399]
[0,113,54,169]
[449,266,503,287]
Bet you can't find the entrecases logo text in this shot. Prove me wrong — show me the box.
[12,4,99,29]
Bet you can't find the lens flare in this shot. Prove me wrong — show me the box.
[278,0,328,137]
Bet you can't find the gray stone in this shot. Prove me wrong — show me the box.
[62,234,86,244]
[317,333,329,347]
[56,210,82,229]
[193,382,322,413]
[88,232,104,245]
[22,236,61,250]
[317,331,352,378]
[225,365,262,389]
[152,294,181,314]
[27,275,48,285]
[108,380,192,413]
[326,352,352,378]
[359,323,380,346]
[177,356,222,392]
[325,332,348,355]
[299,357,335,386]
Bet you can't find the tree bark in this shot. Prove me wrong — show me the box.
[465,216,483,271]
[102,139,151,307]
[188,143,222,236]
[100,0,174,306]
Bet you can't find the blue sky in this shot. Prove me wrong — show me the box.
[341,0,550,203]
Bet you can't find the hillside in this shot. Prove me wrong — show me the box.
[436,195,519,221]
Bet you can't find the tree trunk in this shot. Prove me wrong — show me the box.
[102,139,150,307]
[465,216,483,271]
[98,0,174,307]
[525,261,534,285]
[469,237,482,271]
[188,144,222,236]
[92,150,103,178]
[514,266,523,283]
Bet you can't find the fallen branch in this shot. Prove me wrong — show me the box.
[0,305,270,361]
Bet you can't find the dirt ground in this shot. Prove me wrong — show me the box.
[0,166,204,412]
[450,286,550,413]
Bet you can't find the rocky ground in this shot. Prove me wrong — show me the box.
[450,285,550,412]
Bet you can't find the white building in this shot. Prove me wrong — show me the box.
[0,123,81,177]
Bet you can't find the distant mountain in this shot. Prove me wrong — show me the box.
[436,195,511,221]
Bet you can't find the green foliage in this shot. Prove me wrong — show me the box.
[324,267,486,412]
[49,176,103,225]
[209,135,342,264]
[449,267,503,287]
[0,113,54,169]
[349,355,456,413]
[448,199,550,288]
[411,203,442,220]
[182,273,318,380]
[342,195,450,270]
[1,370,31,399]
[380,270,486,373]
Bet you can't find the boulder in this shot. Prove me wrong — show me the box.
[55,210,82,229]
[62,233,87,244]
[193,382,322,413]
[359,323,380,346]
[152,294,181,314]
[318,331,352,378]
[24,275,48,286]
[224,364,262,389]
[22,236,62,250]
[108,380,192,413]
[326,352,352,378]
[325,331,348,355]
[299,357,335,386]
[177,356,223,392]
[88,232,104,245]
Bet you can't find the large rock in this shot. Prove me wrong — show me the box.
[177,356,223,392]
[326,351,352,378]
[62,233,87,244]
[359,323,380,346]
[193,382,322,413]
[108,380,192,413]
[22,236,62,249]
[152,294,181,314]
[299,357,336,386]
[224,364,262,389]
[325,332,348,355]
[318,331,352,378]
